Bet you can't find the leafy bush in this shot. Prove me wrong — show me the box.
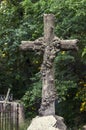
[22,73,42,118]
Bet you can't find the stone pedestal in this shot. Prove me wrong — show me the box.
[27,115,67,130]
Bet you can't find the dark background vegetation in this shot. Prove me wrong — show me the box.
[0,0,86,129]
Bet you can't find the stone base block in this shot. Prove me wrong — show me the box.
[27,115,67,130]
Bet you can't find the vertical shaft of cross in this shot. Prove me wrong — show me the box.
[39,14,56,116]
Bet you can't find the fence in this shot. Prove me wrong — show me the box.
[0,102,19,130]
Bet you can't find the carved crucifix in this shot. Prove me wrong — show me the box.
[20,14,78,116]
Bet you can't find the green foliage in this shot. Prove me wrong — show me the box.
[0,0,42,97]
[21,73,42,118]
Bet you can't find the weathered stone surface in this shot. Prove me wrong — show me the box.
[20,14,78,116]
[27,115,67,130]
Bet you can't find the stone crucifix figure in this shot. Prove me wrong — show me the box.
[20,14,78,116]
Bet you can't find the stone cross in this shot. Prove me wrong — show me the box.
[20,14,78,116]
